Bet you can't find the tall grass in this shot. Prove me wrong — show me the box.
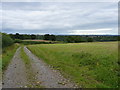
[20,46,31,68]
[2,44,19,71]
[27,42,118,88]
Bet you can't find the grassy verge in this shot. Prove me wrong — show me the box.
[20,46,31,68]
[20,46,43,88]
[27,42,119,88]
[2,44,19,71]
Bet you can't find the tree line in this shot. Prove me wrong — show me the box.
[1,32,119,48]
[9,33,93,42]
[9,33,119,42]
[9,33,56,41]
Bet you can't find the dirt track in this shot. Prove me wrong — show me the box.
[24,46,76,88]
[3,46,77,88]
[2,47,28,88]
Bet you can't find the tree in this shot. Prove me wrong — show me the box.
[74,36,82,43]
[66,36,74,43]
[9,34,15,40]
[118,36,120,41]
[19,34,24,40]
[31,34,36,40]
[87,37,93,42]
[50,35,56,41]
[44,34,50,40]
[15,33,20,39]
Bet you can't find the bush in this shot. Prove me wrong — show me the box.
[2,33,14,48]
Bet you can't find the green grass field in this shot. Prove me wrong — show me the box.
[27,42,119,88]
[2,44,19,70]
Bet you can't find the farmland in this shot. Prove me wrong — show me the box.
[27,42,119,88]
[1,1,119,88]
[1,32,119,88]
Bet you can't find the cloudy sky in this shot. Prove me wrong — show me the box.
[1,2,118,35]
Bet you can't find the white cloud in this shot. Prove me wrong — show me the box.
[1,0,119,2]
[1,2,118,35]
[68,28,117,35]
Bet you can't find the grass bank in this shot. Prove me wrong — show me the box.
[20,46,43,88]
[20,46,31,68]
[27,42,119,88]
[2,44,19,71]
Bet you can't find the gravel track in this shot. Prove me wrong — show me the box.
[24,46,77,88]
[2,47,29,88]
[2,46,77,88]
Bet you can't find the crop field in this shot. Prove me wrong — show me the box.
[27,42,119,88]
